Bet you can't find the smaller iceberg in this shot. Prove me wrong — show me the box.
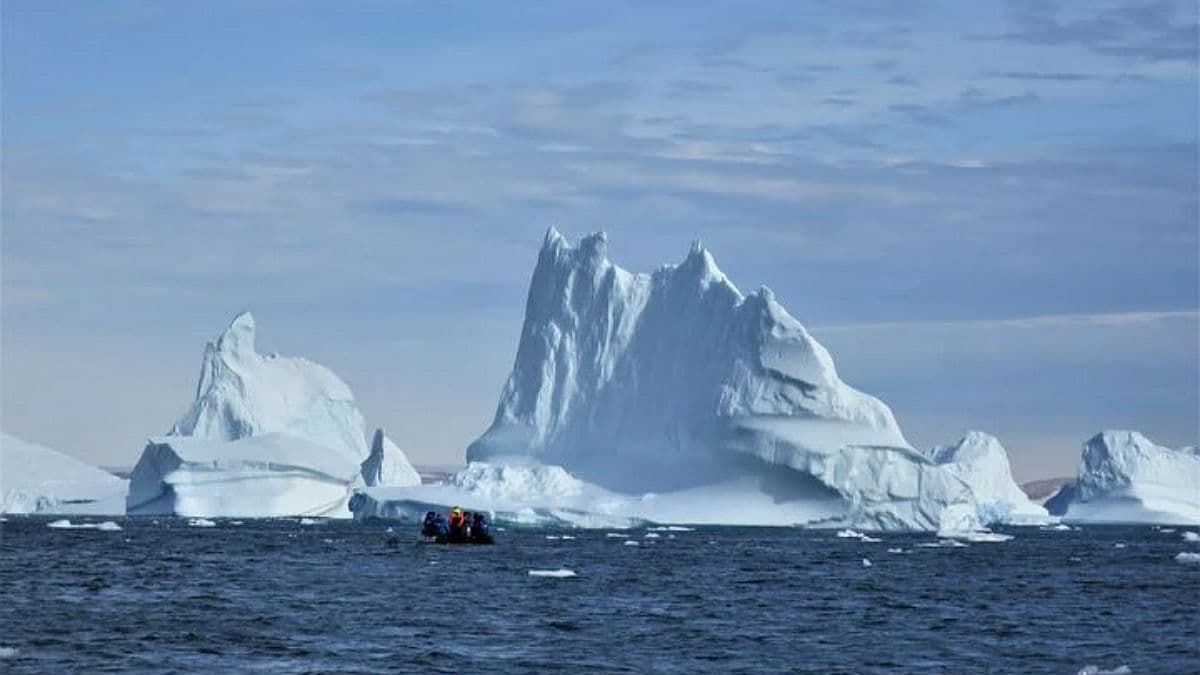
[925,432,1049,525]
[124,312,419,518]
[1058,431,1199,526]
[1,432,127,515]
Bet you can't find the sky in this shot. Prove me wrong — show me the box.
[1,0,1197,480]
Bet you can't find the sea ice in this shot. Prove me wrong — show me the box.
[1175,552,1200,565]
[188,518,217,528]
[1182,531,1199,542]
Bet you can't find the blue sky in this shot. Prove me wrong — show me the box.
[2,0,1197,479]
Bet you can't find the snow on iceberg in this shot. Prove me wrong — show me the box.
[1,432,127,515]
[360,428,421,487]
[356,230,1034,531]
[1059,431,1199,526]
[127,312,416,517]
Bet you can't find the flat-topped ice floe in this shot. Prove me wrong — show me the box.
[356,230,1047,531]
[1,432,128,515]
[1056,431,1199,526]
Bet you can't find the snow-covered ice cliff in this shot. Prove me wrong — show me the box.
[1,432,127,515]
[354,229,1038,531]
[128,312,416,517]
[1057,430,1199,525]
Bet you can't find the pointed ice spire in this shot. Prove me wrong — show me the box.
[542,226,567,251]
[216,311,257,356]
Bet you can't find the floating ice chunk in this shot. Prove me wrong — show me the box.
[605,532,630,538]
[917,540,969,548]
[861,558,872,567]
[1175,552,1200,565]
[1041,523,1072,531]
[188,518,217,528]
[1113,543,1126,549]
[1077,666,1132,675]
[230,520,244,525]
[644,532,660,538]
[528,569,577,578]
[1182,531,1200,542]
[299,518,321,525]
[560,534,576,540]
[837,528,881,542]
[1157,527,1175,533]
[0,647,16,659]
[545,535,561,540]
[939,530,1012,543]
[623,540,640,546]
[46,519,121,530]
[887,547,904,554]
[648,525,695,532]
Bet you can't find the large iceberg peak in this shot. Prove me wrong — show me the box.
[469,229,909,494]
[170,311,368,462]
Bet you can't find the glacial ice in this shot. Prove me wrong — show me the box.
[1059,431,1199,526]
[1,432,128,515]
[354,230,1043,531]
[126,434,363,518]
[170,312,369,462]
[126,313,417,518]
[360,429,421,487]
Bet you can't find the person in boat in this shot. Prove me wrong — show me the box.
[421,511,439,538]
[447,506,467,541]
[470,512,491,543]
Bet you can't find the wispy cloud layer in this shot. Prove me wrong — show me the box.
[2,0,1196,474]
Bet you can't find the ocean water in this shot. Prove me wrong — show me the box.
[1,517,1196,673]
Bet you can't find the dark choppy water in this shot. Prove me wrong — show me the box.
[1,517,1197,673]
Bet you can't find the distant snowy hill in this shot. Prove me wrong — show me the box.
[355,229,1040,531]
[1,432,127,515]
[127,312,417,517]
[1057,431,1199,525]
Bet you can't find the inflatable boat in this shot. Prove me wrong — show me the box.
[422,509,495,545]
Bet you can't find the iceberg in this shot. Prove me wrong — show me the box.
[127,312,415,517]
[1,432,127,515]
[354,229,1035,531]
[1058,431,1199,526]
[126,433,363,517]
[360,429,421,487]
[925,432,1048,524]
[170,311,368,463]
